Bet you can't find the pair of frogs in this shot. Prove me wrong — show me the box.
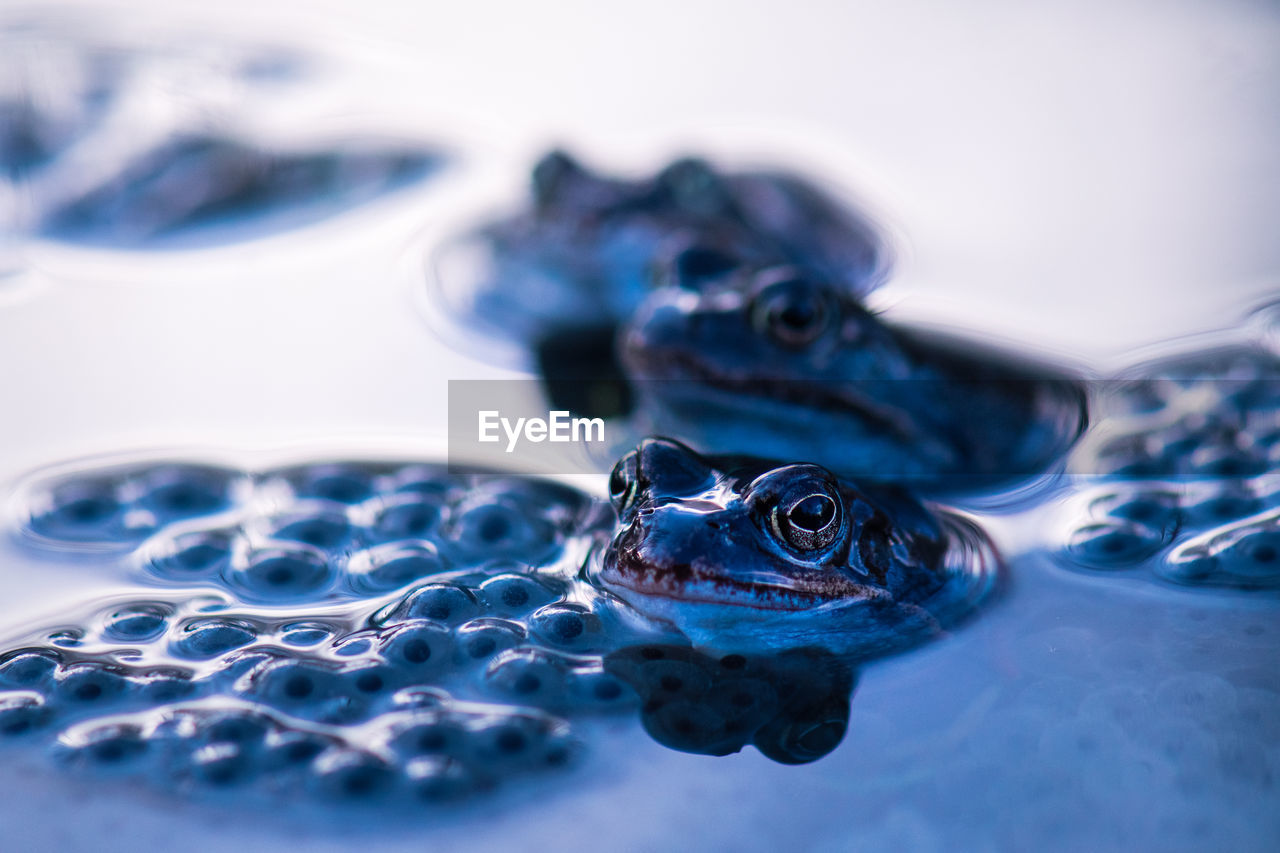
[445,150,1086,639]
[0,151,1073,799]
[445,150,1087,489]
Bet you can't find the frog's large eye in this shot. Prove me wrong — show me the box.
[609,451,638,515]
[771,491,842,551]
[751,277,833,348]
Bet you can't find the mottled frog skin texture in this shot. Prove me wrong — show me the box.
[620,250,1089,490]
[0,442,994,802]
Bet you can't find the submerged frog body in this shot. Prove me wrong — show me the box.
[441,150,888,349]
[619,249,1089,490]
[595,439,997,655]
[0,444,995,800]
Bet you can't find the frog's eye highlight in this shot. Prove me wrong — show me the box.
[751,278,832,348]
[609,451,638,515]
[772,491,841,551]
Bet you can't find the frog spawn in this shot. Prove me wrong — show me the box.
[4,458,623,801]
[1,24,445,251]
[1059,346,1280,588]
[16,458,601,601]
[4,454,883,799]
[0,587,857,800]
[0,572,618,803]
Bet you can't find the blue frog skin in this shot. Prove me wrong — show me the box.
[456,150,888,347]
[617,249,1089,491]
[592,438,998,657]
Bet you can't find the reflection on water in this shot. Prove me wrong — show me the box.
[605,644,855,765]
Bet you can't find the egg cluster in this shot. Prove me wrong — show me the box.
[1,25,443,250]
[3,457,639,801]
[0,571,637,802]
[18,458,605,602]
[1075,346,1280,480]
[1061,346,1280,587]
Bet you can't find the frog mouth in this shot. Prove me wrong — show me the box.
[623,344,926,447]
[598,522,881,613]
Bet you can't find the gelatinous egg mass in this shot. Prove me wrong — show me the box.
[1059,345,1280,588]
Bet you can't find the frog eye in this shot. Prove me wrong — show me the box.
[771,490,842,551]
[751,277,833,348]
[609,451,638,515]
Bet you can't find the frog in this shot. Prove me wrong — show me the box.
[0,440,996,802]
[594,438,997,655]
[615,247,1089,491]
[432,149,889,361]
[430,155,1086,486]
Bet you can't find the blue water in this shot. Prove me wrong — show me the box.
[1,4,1278,852]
